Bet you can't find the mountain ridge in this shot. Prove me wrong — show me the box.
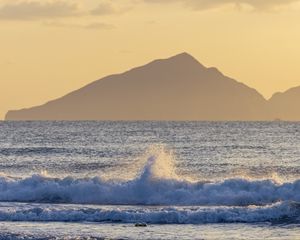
[5,53,300,121]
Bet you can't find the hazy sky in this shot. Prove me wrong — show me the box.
[1,0,300,119]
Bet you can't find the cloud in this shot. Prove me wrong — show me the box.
[44,21,115,30]
[90,2,116,15]
[0,0,79,20]
[2,0,295,22]
[90,1,132,15]
[144,0,300,11]
[84,22,115,30]
[0,0,126,20]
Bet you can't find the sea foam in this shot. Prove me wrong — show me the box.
[0,201,299,224]
[0,146,300,206]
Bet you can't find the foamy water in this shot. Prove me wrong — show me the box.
[0,121,300,239]
[1,154,300,206]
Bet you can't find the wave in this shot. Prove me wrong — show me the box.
[0,146,300,206]
[0,201,299,224]
[0,172,300,206]
[1,175,300,206]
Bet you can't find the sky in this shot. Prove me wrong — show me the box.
[1,0,300,119]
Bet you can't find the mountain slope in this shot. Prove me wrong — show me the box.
[268,86,300,121]
[5,53,270,121]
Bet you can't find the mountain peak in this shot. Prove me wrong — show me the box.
[168,52,201,63]
[172,52,194,58]
[149,52,205,70]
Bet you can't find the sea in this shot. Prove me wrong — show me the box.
[0,121,300,240]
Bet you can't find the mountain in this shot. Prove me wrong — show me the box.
[268,86,300,121]
[5,52,271,121]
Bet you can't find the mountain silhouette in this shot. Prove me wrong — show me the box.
[5,53,296,121]
[268,86,300,121]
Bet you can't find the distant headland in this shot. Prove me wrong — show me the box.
[5,53,300,121]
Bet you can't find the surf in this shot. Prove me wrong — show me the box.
[0,146,300,206]
[0,201,299,224]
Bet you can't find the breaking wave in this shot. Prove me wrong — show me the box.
[0,146,300,225]
[0,146,300,206]
[0,201,299,224]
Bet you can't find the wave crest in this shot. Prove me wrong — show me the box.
[1,146,300,206]
[1,173,300,206]
[0,201,299,224]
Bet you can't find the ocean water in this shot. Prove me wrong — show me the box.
[0,121,300,239]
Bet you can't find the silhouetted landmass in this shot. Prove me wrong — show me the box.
[268,86,300,121]
[4,53,299,121]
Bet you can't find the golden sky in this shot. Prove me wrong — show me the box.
[1,0,300,119]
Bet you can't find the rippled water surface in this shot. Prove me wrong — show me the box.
[0,121,300,239]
